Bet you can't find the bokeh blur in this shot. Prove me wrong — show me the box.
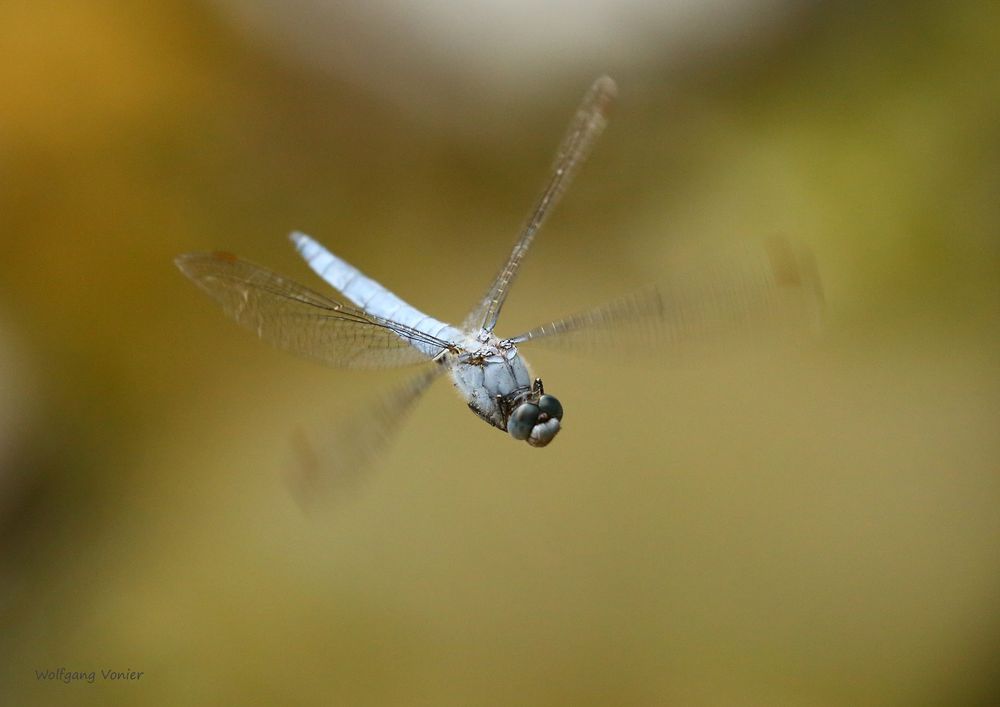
[1,1,998,705]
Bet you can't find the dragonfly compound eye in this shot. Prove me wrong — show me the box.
[507,403,540,440]
[537,394,563,421]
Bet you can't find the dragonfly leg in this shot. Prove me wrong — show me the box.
[467,401,506,431]
[533,378,545,396]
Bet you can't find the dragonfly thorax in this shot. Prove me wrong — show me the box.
[448,335,563,447]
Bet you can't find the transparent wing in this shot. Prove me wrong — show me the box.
[509,238,824,356]
[465,75,617,334]
[285,364,445,508]
[176,252,456,369]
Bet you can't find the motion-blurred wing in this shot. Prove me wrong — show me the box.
[176,252,455,369]
[465,75,617,334]
[509,238,823,357]
[286,364,445,507]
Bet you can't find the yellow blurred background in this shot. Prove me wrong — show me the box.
[1,1,997,705]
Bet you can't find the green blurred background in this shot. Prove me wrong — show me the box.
[1,1,998,705]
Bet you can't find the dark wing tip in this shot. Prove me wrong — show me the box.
[764,236,826,332]
[764,237,802,287]
[765,237,823,296]
[209,250,239,263]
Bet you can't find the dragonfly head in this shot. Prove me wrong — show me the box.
[506,394,563,447]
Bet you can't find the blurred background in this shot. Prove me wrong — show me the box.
[1,0,998,704]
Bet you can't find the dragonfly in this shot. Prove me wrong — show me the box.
[176,76,821,488]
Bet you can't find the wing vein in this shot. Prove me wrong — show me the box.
[176,252,456,369]
[464,76,617,333]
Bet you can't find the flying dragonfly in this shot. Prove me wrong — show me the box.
[176,76,821,486]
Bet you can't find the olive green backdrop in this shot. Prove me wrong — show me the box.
[1,1,997,705]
